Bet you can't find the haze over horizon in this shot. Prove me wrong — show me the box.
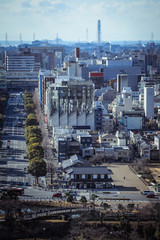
[0,0,160,42]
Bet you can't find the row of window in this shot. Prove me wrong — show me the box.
[72,174,108,180]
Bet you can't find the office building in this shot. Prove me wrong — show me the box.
[144,87,154,119]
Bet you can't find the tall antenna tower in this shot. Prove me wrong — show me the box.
[20,33,23,45]
[5,33,8,47]
[33,32,35,41]
[56,33,58,45]
[97,20,101,45]
[86,28,88,42]
[151,32,154,42]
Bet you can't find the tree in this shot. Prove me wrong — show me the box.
[28,159,47,184]
[80,196,87,208]
[28,142,43,152]
[0,113,4,127]
[25,114,38,127]
[28,136,42,145]
[67,194,74,203]
[0,97,7,114]
[25,126,42,141]
[155,222,160,240]
[25,103,35,114]
[143,224,155,240]
[28,148,44,160]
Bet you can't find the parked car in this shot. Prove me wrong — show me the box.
[52,193,62,198]
[69,191,77,196]
[17,122,22,127]
[146,194,155,198]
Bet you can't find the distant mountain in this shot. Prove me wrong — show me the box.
[50,38,65,44]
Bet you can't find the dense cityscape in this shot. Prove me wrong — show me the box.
[0,1,160,239]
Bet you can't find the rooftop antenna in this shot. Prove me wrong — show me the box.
[33,32,35,41]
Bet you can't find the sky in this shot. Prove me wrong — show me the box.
[0,0,160,42]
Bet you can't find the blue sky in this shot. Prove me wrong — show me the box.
[0,0,160,42]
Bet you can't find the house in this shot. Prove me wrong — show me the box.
[82,147,95,158]
[66,166,113,189]
[99,133,117,147]
[95,146,130,161]
[61,154,91,170]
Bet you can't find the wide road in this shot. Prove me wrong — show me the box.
[0,92,34,186]
[0,92,159,206]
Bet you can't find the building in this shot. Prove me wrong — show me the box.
[75,47,80,58]
[66,166,113,189]
[47,80,95,129]
[0,65,7,90]
[89,72,104,89]
[117,74,141,92]
[120,110,144,130]
[144,87,154,119]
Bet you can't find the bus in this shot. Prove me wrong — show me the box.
[0,187,24,196]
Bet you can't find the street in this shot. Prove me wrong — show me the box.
[0,91,159,206]
[0,92,34,186]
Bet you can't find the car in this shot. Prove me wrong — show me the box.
[65,191,77,196]
[17,122,22,127]
[52,193,62,198]
[7,139,11,142]
[24,182,29,186]
[146,194,155,198]
[158,174,160,178]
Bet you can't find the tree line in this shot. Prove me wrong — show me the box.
[0,91,9,148]
[24,91,47,184]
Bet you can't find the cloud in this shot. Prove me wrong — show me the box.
[0,0,160,41]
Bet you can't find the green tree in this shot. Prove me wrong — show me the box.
[0,97,7,114]
[25,113,38,127]
[25,103,35,114]
[28,159,47,184]
[25,126,42,140]
[0,113,4,127]
[28,148,44,160]
[28,142,43,152]
[28,136,42,145]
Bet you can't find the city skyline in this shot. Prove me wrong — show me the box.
[0,0,160,42]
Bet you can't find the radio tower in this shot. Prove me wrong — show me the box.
[20,33,23,45]
[5,33,8,47]
[86,28,88,42]
[97,20,101,45]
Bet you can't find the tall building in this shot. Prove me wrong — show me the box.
[144,87,154,119]
[75,47,80,58]
[97,20,101,45]
[89,72,104,89]
[0,65,7,90]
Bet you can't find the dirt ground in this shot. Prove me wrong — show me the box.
[103,163,149,191]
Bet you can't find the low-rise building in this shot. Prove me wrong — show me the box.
[66,166,113,189]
